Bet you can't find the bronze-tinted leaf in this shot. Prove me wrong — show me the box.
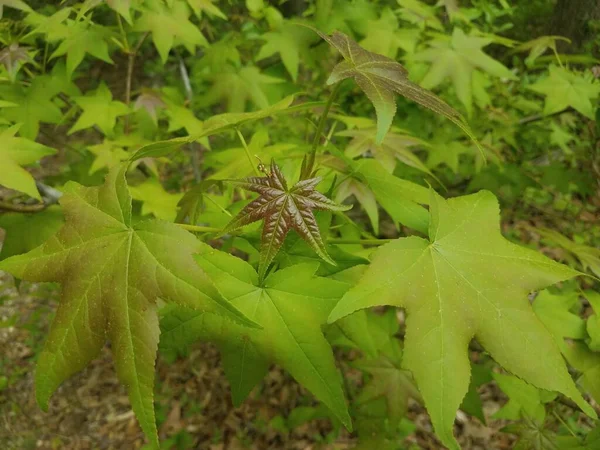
[314,28,479,148]
[223,160,351,279]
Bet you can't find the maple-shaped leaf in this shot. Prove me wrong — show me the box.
[0,165,257,448]
[514,36,571,67]
[502,415,587,450]
[337,125,432,175]
[200,65,283,112]
[136,0,208,63]
[223,160,351,279]
[532,289,586,343]
[426,139,474,173]
[106,0,133,24]
[397,0,443,30]
[256,22,314,82]
[492,373,552,423]
[185,0,226,19]
[528,66,600,119]
[69,83,130,137]
[0,125,56,199]
[175,179,224,225]
[352,158,430,234]
[0,70,68,139]
[328,189,595,450]
[413,28,517,116]
[360,8,420,57]
[0,0,31,18]
[49,19,113,78]
[354,349,422,430]
[315,28,476,144]
[536,227,600,278]
[160,253,352,429]
[87,140,130,175]
[129,177,183,222]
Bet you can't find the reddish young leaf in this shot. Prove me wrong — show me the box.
[223,160,351,279]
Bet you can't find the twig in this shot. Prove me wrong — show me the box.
[0,200,46,213]
[518,107,573,125]
[124,32,149,133]
[301,82,342,179]
[178,53,202,182]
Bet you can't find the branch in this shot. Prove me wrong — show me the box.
[0,200,46,213]
[125,32,149,134]
[178,53,202,182]
[518,107,573,125]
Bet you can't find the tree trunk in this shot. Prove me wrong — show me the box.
[550,0,600,52]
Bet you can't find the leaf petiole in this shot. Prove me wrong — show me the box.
[236,128,261,176]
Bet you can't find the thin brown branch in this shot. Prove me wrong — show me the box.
[518,107,573,125]
[0,199,46,213]
[125,32,149,133]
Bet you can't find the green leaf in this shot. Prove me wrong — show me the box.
[413,28,517,116]
[562,341,600,406]
[0,68,70,139]
[314,28,477,147]
[426,140,474,174]
[536,227,600,278]
[503,415,586,450]
[0,43,31,81]
[514,36,571,67]
[528,66,600,119]
[0,125,56,199]
[160,253,352,429]
[338,125,432,175]
[532,289,586,342]
[327,189,595,450]
[185,0,226,19]
[354,350,422,430]
[0,206,63,260]
[353,159,430,234]
[335,177,379,235]
[49,20,113,78]
[87,140,130,175]
[199,65,282,112]
[0,0,32,18]
[223,160,351,279]
[130,95,295,161]
[136,0,208,63]
[129,177,183,222]
[106,0,133,24]
[0,165,256,448]
[493,373,549,422]
[584,291,600,352]
[175,180,224,225]
[360,8,420,57]
[397,0,443,30]
[69,83,129,137]
[256,22,312,81]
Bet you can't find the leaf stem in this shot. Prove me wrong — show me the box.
[302,82,342,178]
[0,199,46,213]
[176,223,222,233]
[236,128,261,176]
[328,238,393,245]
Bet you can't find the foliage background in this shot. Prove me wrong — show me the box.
[0,0,599,449]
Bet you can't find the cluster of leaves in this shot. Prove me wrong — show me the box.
[0,1,599,449]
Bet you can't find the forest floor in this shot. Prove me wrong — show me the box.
[0,268,525,450]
